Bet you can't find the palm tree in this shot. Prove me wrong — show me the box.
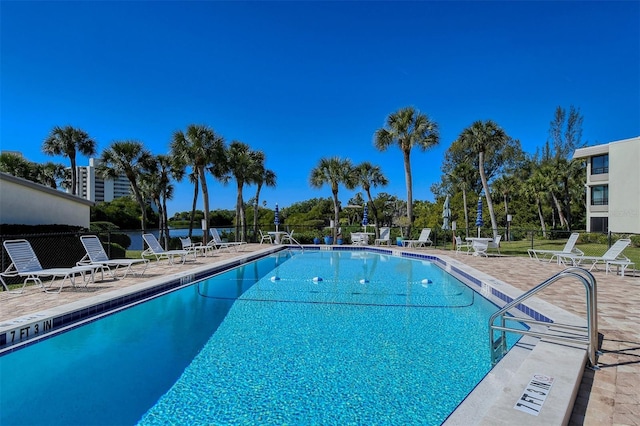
[140,155,174,248]
[98,141,155,231]
[374,106,439,231]
[309,157,356,240]
[221,141,264,242]
[42,125,96,196]
[354,162,388,237]
[171,124,226,244]
[0,152,33,180]
[459,120,509,239]
[252,158,277,239]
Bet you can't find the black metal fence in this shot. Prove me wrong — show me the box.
[2,226,638,288]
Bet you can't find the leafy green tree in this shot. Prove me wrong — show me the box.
[546,105,585,230]
[42,125,96,196]
[309,157,356,240]
[171,124,226,243]
[521,167,550,237]
[353,162,388,237]
[91,196,156,230]
[450,162,476,238]
[98,141,156,231]
[374,106,439,230]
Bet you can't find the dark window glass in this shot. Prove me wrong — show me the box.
[591,185,608,205]
[591,154,608,174]
[590,217,608,233]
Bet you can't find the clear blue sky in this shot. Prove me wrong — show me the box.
[2,1,638,216]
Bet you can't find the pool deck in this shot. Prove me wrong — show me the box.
[0,244,638,425]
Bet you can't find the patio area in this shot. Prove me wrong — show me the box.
[0,245,638,425]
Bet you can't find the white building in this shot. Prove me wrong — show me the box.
[0,172,93,228]
[74,158,132,202]
[572,136,640,234]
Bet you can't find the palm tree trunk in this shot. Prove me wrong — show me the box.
[462,187,469,238]
[162,196,170,249]
[332,190,340,241]
[189,179,199,238]
[236,181,245,242]
[70,155,78,196]
[365,188,379,238]
[478,152,499,239]
[536,197,547,238]
[253,184,263,240]
[402,149,413,234]
[551,191,568,229]
[199,167,210,244]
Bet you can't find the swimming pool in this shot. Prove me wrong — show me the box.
[0,249,523,425]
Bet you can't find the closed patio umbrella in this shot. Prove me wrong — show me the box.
[475,197,484,237]
[274,203,279,232]
[362,204,368,232]
[442,195,451,231]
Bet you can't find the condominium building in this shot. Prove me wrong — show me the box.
[572,136,640,234]
[74,158,132,202]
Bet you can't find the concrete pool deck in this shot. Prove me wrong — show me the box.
[0,244,638,425]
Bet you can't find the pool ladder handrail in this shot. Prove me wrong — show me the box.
[489,267,599,369]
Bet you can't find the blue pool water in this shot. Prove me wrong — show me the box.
[0,250,522,425]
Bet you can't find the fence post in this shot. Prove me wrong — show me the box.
[530,230,534,249]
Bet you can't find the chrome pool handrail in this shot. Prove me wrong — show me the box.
[489,267,598,368]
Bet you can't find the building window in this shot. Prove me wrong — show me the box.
[591,154,608,174]
[590,217,608,233]
[591,185,608,205]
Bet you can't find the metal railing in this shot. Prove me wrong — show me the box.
[489,267,598,368]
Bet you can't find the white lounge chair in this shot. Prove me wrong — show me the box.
[179,236,211,259]
[528,233,583,263]
[558,238,634,275]
[374,227,391,246]
[403,228,433,248]
[142,233,189,265]
[208,228,246,252]
[1,239,102,293]
[488,235,502,254]
[78,235,149,279]
[455,236,472,254]
[259,230,273,244]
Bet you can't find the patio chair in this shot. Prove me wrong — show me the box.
[454,236,472,254]
[471,239,489,257]
[280,230,300,245]
[487,235,502,254]
[374,227,391,246]
[403,228,433,248]
[179,236,211,259]
[208,228,246,252]
[259,230,273,244]
[78,235,149,279]
[351,232,366,245]
[528,233,583,263]
[142,233,189,265]
[558,238,634,276]
[1,239,103,293]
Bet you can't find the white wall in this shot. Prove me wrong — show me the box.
[0,173,94,229]
[609,138,640,233]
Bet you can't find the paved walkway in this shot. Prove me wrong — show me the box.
[1,245,638,425]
